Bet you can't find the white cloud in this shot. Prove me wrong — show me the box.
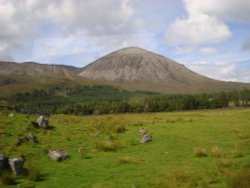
[187,61,250,82]
[166,0,250,46]
[184,0,250,23]
[0,0,140,61]
[173,46,218,55]
[200,47,218,55]
[166,13,231,45]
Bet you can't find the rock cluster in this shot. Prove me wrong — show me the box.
[48,150,69,161]
[139,127,152,143]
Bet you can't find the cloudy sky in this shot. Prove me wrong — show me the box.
[0,0,250,82]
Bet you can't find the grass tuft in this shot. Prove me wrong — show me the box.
[211,145,224,158]
[193,147,208,157]
[95,140,121,152]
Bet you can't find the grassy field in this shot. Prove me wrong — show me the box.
[0,108,250,187]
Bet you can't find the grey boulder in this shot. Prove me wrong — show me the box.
[33,115,49,129]
[140,134,152,143]
[8,158,24,175]
[48,150,69,161]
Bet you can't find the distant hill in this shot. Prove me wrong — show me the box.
[0,61,80,78]
[79,47,250,93]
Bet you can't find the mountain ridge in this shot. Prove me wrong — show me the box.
[1,47,250,94]
[0,61,80,78]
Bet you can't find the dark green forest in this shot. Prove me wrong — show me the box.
[4,85,250,115]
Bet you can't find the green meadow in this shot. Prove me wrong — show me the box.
[0,108,250,187]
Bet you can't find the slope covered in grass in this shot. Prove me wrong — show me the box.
[0,108,250,187]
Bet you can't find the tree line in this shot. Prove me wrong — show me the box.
[7,85,250,115]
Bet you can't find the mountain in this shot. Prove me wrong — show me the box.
[0,47,250,96]
[79,47,250,93]
[0,61,102,98]
[0,61,80,78]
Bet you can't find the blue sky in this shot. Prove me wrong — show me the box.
[0,0,250,82]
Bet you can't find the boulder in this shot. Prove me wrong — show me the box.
[25,133,37,142]
[37,115,49,128]
[48,150,69,161]
[8,158,24,175]
[139,128,147,135]
[140,134,152,143]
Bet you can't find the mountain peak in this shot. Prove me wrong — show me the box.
[114,47,149,55]
[79,47,208,84]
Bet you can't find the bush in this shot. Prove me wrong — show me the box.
[193,147,208,157]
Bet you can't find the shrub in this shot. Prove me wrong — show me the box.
[193,147,208,157]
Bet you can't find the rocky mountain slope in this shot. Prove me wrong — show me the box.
[79,47,250,93]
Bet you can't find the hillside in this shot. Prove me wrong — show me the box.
[79,47,250,93]
[0,61,80,78]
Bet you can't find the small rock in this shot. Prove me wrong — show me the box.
[140,134,152,143]
[139,128,147,135]
[48,150,69,161]
[25,133,37,142]
[8,158,24,175]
